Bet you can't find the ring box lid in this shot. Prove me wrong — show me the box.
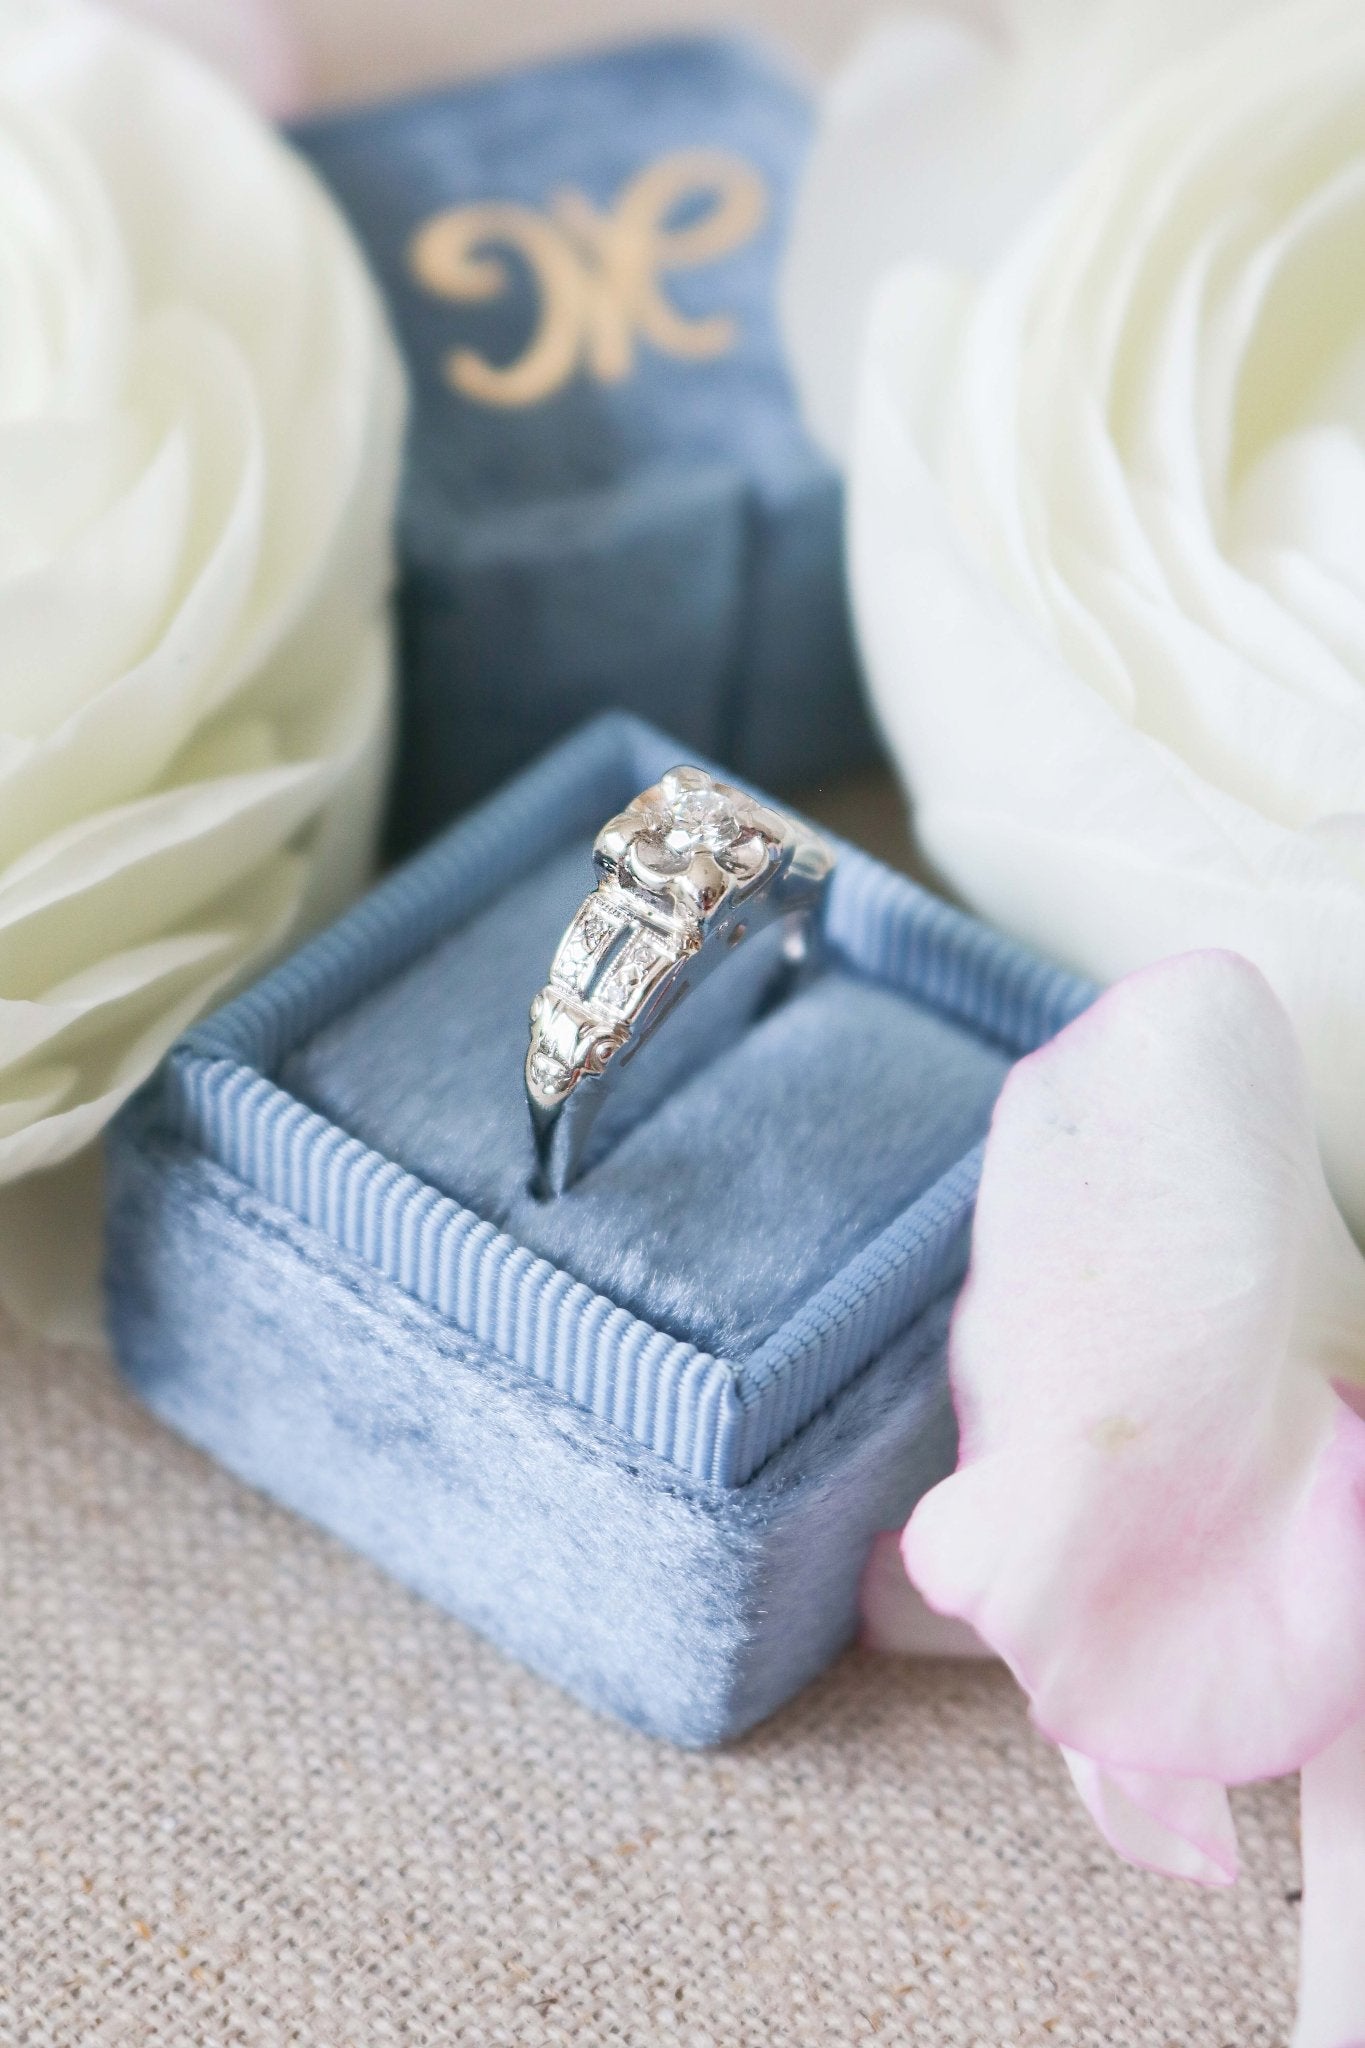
[295,34,815,511]
[158,717,1092,1487]
[292,36,873,832]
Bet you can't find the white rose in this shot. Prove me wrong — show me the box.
[784,0,1365,1235]
[0,0,405,1330]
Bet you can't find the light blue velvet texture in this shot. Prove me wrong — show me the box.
[280,844,1012,1361]
[292,35,871,847]
[105,716,1094,1745]
[108,1123,959,1746]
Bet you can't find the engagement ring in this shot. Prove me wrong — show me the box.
[526,766,834,1196]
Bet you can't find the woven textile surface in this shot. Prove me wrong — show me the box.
[0,1306,1301,2047]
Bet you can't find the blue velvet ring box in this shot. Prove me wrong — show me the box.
[292,36,871,848]
[105,717,1091,1745]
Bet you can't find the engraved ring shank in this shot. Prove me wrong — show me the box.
[526,766,835,1197]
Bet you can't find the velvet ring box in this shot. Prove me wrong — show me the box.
[292,35,872,848]
[105,717,1091,1746]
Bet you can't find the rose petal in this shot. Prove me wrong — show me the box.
[944,21,1365,817]
[0,851,303,1184]
[0,3,403,1331]
[1061,1750,1237,1886]
[0,928,251,1080]
[287,622,393,935]
[781,9,1014,461]
[0,415,191,737]
[853,258,1365,1230]
[0,1066,77,1141]
[860,1530,994,1658]
[904,950,1365,1785]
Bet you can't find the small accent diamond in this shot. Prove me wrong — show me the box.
[596,928,673,1013]
[552,900,620,995]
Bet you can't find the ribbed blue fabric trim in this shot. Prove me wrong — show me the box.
[150,714,1093,1486]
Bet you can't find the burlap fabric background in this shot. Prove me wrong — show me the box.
[1,1296,1300,2047]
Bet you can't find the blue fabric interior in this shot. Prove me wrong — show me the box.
[284,838,1011,1361]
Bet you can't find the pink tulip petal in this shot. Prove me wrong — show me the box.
[905,951,1365,1785]
[1061,1750,1237,1887]
[860,1530,995,1657]
[1294,1717,1365,2048]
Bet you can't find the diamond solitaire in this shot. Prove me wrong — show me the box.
[526,765,834,1197]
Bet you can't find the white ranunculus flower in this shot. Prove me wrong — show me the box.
[782,0,1273,466]
[0,0,405,1332]
[784,0,1365,1236]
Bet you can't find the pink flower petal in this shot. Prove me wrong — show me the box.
[1061,1750,1237,1887]
[1295,1716,1365,2048]
[860,1530,995,1657]
[905,951,1365,1785]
